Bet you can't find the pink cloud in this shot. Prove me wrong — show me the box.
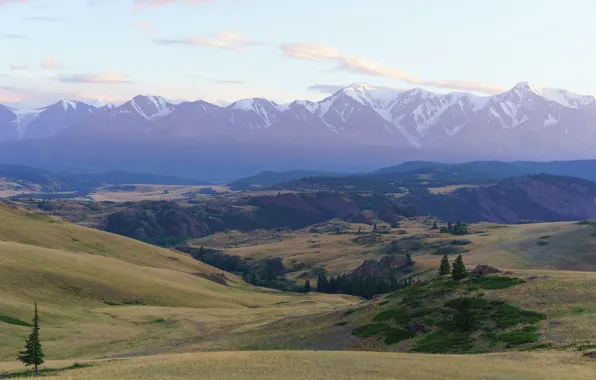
[10,64,29,70]
[134,0,209,7]
[134,21,154,34]
[0,0,28,6]
[57,72,131,84]
[155,31,260,51]
[41,55,62,70]
[282,43,504,94]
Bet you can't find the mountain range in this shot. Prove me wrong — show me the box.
[1,82,596,180]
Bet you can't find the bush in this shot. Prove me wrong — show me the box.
[411,332,474,353]
[373,309,410,324]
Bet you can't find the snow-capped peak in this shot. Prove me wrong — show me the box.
[124,95,173,121]
[535,87,595,109]
[338,83,403,109]
[54,100,79,112]
[80,98,115,109]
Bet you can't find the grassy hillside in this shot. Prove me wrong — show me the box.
[0,202,355,361]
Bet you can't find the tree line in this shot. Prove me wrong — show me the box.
[316,273,413,299]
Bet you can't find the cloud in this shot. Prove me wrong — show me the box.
[134,0,209,6]
[0,0,28,6]
[282,43,504,94]
[0,84,127,108]
[155,31,261,51]
[24,16,60,22]
[41,55,62,69]
[57,72,132,84]
[213,31,262,46]
[10,64,29,70]
[155,37,237,50]
[134,21,154,34]
[307,84,345,94]
[0,33,28,39]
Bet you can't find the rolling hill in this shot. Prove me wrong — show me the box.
[0,202,354,361]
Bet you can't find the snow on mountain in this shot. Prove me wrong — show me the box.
[117,95,173,121]
[1,83,596,158]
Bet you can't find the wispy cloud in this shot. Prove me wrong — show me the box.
[57,72,132,84]
[0,84,127,108]
[0,0,28,6]
[133,21,154,34]
[134,0,209,7]
[0,33,28,39]
[155,31,261,51]
[282,43,504,94]
[307,84,346,94]
[24,16,60,22]
[10,64,29,70]
[41,55,62,70]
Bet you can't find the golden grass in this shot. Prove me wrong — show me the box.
[428,184,478,194]
[0,202,356,360]
[90,184,232,202]
[2,351,595,380]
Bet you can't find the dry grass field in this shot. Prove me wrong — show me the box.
[89,184,232,202]
[1,351,595,380]
[2,201,596,379]
[0,203,355,361]
[189,218,593,277]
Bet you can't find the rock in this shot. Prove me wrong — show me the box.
[504,271,514,275]
[582,351,596,358]
[549,320,563,325]
[353,254,409,277]
[407,322,431,333]
[471,264,502,275]
[528,275,551,281]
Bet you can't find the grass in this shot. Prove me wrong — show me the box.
[2,351,594,380]
[351,275,547,353]
[0,203,356,361]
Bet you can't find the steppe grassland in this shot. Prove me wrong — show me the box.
[0,203,356,360]
[1,351,595,380]
[89,184,232,202]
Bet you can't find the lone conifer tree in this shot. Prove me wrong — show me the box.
[18,302,44,374]
[432,221,438,230]
[451,255,468,281]
[304,280,312,293]
[439,254,450,276]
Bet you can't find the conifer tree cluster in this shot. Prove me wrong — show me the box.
[439,220,468,235]
[316,273,412,299]
[18,302,44,374]
[451,254,468,281]
[439,254,450,276]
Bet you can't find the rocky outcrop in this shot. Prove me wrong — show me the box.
[471,265,502,275]
[353,254,409,277]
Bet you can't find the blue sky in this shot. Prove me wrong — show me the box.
[1,0,595,107]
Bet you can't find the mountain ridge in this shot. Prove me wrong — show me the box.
[2,82,596,181]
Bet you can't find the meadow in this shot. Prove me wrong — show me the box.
[2,202,596,378]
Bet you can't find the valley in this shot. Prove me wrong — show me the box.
[2,162,596,379]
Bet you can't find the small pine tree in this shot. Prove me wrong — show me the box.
[373,223,377,231]
[432,221,438,230]
[406,252,413,266]
[357,226,362,234]
[304,280,312,293]
[451,255,468,281]
[447,221,453,232]
[391,221,399,229]
[18,302,44,374]
[439,254,450,276]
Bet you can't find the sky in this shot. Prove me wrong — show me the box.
[1,0,595,108]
